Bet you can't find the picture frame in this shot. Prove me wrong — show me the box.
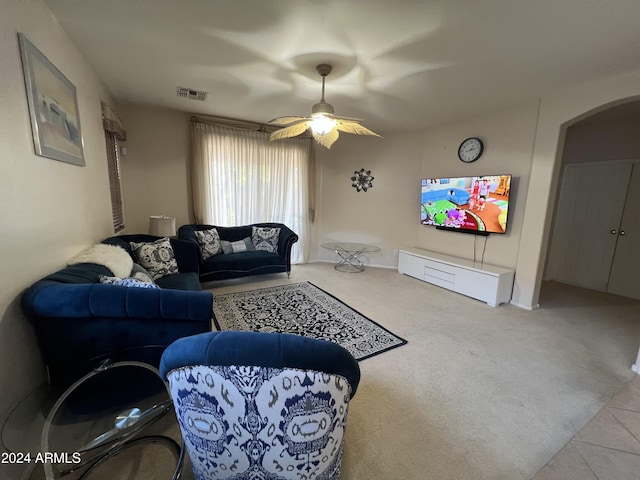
[18,33,85,166]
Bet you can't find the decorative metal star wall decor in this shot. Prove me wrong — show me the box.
[351,168,374,192]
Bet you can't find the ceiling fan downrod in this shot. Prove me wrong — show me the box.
[312,63,334,116]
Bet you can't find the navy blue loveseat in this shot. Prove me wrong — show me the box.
[178,223,299,283]
[21,234,213,388]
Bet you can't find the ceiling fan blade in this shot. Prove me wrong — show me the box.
[312,129,340,149]
[268,116,309,126]
[336,120,382,137]
[333,115,365,123]
[269,121,311,141]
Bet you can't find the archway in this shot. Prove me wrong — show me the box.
[511,68,640,310]
[544,100,640,291]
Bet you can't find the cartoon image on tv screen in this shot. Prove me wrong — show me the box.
[420,175,511,233]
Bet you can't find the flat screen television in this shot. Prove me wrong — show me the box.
[420,175,511,234]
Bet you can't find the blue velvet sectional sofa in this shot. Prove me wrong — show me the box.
[178,223,299,282]
[21,234,213,388]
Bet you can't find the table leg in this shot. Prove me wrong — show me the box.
[334,249,366,272]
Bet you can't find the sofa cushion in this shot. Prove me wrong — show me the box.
[99,275,161,289]
[251,226,280,253]
[203,250,285,272]
[195,228,222,260]
[130,237,179,280]
[220,238,255,254]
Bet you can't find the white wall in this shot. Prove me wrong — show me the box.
[117,104,192,233]
[0,0,115,419]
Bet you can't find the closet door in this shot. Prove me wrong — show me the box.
[547,162,632,291]
[607,164,640,300]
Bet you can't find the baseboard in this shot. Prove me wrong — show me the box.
[306,259,397,270]
[509,301,540,311]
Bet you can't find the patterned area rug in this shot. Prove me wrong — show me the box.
[213,282,407,361]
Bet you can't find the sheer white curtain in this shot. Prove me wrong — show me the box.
[191,122,310,264]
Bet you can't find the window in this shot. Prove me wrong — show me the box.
[191,122,311,263]
[104,131,125,232]
[101,102,127,232]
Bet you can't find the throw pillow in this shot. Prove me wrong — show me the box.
[99,275,160,289]
[194,228,222,260]
[130,263,155,284]
[251,227,281,254]
[220,238,255,254]
[129,237,179,280]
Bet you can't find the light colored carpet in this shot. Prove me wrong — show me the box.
[15,262,640,480]
[208,263,640,480]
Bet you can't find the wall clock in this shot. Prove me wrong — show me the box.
[458,137,484,163]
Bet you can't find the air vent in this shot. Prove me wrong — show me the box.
[177,86,208,102]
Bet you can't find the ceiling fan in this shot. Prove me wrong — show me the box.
[268,64,381,149]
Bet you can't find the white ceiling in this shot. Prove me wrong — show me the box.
[45,0,640,134]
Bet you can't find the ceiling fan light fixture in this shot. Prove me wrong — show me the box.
[310,115,336,135]
[311,101,334,116]
[268,63,382,149]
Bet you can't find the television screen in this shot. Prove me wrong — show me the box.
[420,175,511,234]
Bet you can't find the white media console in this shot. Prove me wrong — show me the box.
[397,248,515,306]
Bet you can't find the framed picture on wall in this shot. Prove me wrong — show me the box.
[18,33,85,166]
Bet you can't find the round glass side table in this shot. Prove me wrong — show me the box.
[321,242,381,272]
[40,360,183,480]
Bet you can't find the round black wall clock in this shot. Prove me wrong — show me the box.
[458,137,484,163]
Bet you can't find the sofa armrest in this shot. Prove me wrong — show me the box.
[177,224,200,243]
[23,282,213,322]
[273,224,298,260]
[169,238,200,273]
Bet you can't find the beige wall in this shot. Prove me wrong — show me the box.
[0,0,115,419]
[415,101,540,269]
[312,132,424,266]
[117,104,192,233]
[563,114,640,164]
[310,101,540,272]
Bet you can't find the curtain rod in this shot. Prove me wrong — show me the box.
[190,114,312,138]
[190,114,273,132]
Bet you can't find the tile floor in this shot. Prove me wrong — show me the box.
[532,374,640,480]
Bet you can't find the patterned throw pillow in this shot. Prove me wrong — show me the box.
[194,228,221,260]
[99,275,160,289]
[251,227,280,254]
[129,237,179,280]
[220,238,255,254]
